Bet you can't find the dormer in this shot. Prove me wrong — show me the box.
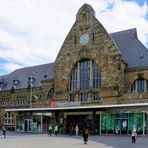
[0,78,6,90]
[27,76,35,90]
[13,79,20,85]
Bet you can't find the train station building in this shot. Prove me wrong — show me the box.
[0,4,148,135]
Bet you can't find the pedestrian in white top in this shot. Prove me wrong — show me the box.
[75,124,79,136]
[131,127,137,143]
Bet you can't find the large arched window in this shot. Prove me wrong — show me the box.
[131,78,148,93]
[69,59,101,102]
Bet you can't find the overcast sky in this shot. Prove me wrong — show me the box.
[0,0,147,75]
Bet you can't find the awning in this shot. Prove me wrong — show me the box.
[5,102,148,112]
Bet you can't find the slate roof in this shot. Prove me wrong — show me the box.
[0,28,148,91]
[110,28,148,69]
[0,63,54,91]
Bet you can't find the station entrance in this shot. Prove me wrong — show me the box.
[64,112,100,135]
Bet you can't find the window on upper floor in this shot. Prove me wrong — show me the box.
[93,92,100,101]
[80,93,88,102]
[1,98,10,106]
[131,78,148,93]
[69,59,101,102]
[16,96,27,105]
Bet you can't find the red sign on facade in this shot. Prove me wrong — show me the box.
[50,100,57,108]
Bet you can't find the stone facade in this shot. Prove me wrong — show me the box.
[0,4,148,134]
[54,4,127,104]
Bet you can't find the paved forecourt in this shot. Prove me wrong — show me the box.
[1,134,109,148]
[0,132,148,148]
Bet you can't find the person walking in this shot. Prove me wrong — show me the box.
[82,127,89,144]
[131,127,137,143]
[75,124,79,136]
[137,124,141,137]
[54,125,58,136]
[2,126,6,138]
[69,123,73,136]
[48,124,53,136]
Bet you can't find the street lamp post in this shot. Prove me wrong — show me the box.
[28,76,33,108]
[30,84,32,108]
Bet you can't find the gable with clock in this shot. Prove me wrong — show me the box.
[80,33,89,45]
[54,4,126,101]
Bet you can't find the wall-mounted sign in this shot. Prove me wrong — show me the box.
[50,101,81,108]
[57,101,81,107]
[50,100,57,108]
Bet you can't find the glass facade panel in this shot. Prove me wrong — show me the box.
[122,113,128,118]
[115,113,121,118]
[128,113,143,134]
[32,116,42,133]
[146,114,148,134]
[16,115,42,133]
[16,116,24,132]
[101,114,114,134]
[101,113,143,135]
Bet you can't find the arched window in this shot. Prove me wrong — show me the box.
[69,59,101,102]
[48,88,54,100]
[131,78,148,93]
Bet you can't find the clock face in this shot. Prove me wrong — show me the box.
[80,33,89,45]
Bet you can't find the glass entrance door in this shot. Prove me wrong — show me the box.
[121,119,128,134]
[114,119,121,134]
[114,119,128,135]
[24,119,32,132]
